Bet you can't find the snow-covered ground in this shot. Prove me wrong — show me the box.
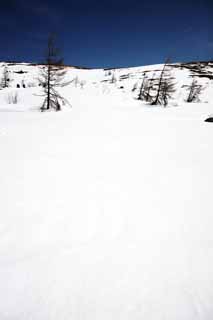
[0,62,213,319]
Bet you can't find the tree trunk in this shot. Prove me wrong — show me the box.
[47,64,51,110]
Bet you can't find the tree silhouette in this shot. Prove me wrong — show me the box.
[1,65,10,89]
[38,34,70,111]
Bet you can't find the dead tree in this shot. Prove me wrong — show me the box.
[38,34,70,112]
[146,73,156,102]
[151,59,176,106]
[111,72,117,84]
[160,78,176,106]
[143,76,158,103]
[186,79,203,102]
[1,65,10,88]
[138,73,157,103]
[137,73,146,100]
[72,76,79,88]
[132,82,138,92]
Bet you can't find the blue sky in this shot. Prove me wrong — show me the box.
[0,0,211,68]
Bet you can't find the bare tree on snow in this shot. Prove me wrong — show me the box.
[1,65,10,89]
[38,34,71,112]
[186,78,203,103]
[151,58,176,107]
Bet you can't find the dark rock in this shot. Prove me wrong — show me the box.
[205,117,213,122]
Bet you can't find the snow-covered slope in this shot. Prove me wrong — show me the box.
[0,61,213,320]
[0,60,212,111]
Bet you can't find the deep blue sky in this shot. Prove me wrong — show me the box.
[0,0,212,68]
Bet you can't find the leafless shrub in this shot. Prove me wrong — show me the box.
[6,91,19,104]
[28,82,37,88]
[185,79,203,102]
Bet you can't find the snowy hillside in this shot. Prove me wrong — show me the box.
[0,61,213,319]
[0,60,213,111]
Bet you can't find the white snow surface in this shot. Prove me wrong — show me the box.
[0,62,213,319]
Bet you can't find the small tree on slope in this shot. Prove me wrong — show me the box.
[137,73,147,100]
[145,73,156,102]
[1,65,10,89]
[111,72,117,84]
[151,58,176,107]
[38,34,70,111]
[137,73,157,103]
[186,78,203,102]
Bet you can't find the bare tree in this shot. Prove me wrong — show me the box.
[160,78,176,106]
[111,72,117,84]
[1,65,10,89]
[137,73,156,103]
[6,91,19,104]
[38,34,70,112]
[186,78,203,102]
[145,73,156,102]
[72,76,79,88]
[132,82,138,92]
[151,59,176,106]
[137,73,146,100]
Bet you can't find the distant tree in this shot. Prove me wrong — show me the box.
[137,73,146,100]
[151,58,176,106]
[146,73,156,102]
[132,82,138,92]
[6,91,19,104]
[1,65,10,89]
[160,78,176,106]
[105,70,111,77]
[71,76,80,88]
[186,78,203,102]
[111,72,117,84]
[38,34,70,112]
[137,73,155,102]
